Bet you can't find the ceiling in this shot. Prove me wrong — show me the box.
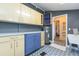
[33,3,79,11]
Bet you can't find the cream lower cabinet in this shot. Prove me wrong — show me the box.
[0,41,13,56]
[0,35,24,56]
[0,36,14,56]
[14,35,24,56]
[41,32,45,47]
[14,39,24,56]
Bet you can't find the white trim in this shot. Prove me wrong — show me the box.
[51,14,68,47]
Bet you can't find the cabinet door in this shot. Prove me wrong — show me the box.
[15,39,24,56]
[20,4,31,24]
[41,32,45,47]
[35,12,42,25]
[31,10,42,25]
[0,3,21,22]
[34,33,41,50]
[12,35,24,56]
[30,9,37,24]
[0,37,14,56]
[25,34,35,55]
[30,9,43,25]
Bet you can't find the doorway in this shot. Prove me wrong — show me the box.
[51,14,67,47]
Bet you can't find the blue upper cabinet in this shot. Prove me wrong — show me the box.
[44,12,50,25]
[24,33,41,55]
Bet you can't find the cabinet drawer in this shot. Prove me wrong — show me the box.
[9,35,24,40]
[0,36,11,42]
[15,35,24,39]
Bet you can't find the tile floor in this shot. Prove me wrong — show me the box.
[30,45,79,56]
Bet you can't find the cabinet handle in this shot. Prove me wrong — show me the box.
[16,41,18,47]
[11,43,12,48]
[41,15,43,24]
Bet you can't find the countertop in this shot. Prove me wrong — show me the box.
[0,31,44,37]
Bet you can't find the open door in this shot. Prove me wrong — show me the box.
[51,14,67,47]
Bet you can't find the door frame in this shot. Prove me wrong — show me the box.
[51,14,68,47]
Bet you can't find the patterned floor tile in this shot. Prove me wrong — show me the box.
[30,45,79,56]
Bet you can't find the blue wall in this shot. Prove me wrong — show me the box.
[0,22,42,33]
[0,22,19,33]
[51,10,79,34]
[19,24,42,32]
